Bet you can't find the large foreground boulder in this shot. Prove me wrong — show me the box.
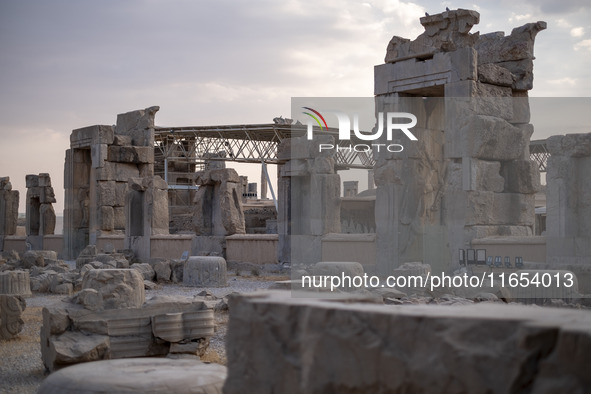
[224,291,591,394]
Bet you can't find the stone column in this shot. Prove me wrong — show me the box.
[25,173,57,250]
[546,133,591,265]
[277,135,341,265]
[0,177,19,251]
[124,176,169,262]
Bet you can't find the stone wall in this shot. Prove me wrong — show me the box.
[373,9,544,274]
[63,107,159,259]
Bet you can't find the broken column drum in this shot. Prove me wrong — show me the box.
[183,256,228,288]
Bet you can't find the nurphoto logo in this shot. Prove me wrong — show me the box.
[302,107,418,153]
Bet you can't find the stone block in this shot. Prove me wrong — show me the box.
[154,260,171,282]
[70,125,114,148]
[0,294,26,340]
[131,263,155,281]
[38,358,227,394]
[95,162,140,182]
[108,146,154,164]
[511,91,530,124]
[100,206,114,231]
[465,191,535,226]
[115,106,159,146]
[461,115,531,160]
[42,306,70,335]
[151,310,215,342]
[547,133,591,158]
[22,250,58,269]
[462,158,504,192]
[114,182,127,206]
[224,291,591,394]
[502,159,540,194]
[81,269,145,310]
[113,206,126,229]
[25,174,39,188]
[477,63,513,86]
[42,331,109,371]
[113,135,132,146]
[40,204,56,234]
[91,144,108,168]
[183,256,227,287]
[97,181,116,206]
[0,270,32,297]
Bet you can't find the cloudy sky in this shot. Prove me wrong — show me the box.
[1,0,590,215]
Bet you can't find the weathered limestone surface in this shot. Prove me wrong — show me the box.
[124,176,169,262]
[278,135,341,265]
[193,168,246,236]
[374,9,544,273]
[38,358,227,394]
[41,295,215,371]
[0,294,26,340]
[0,177,19,240]
[80,269,145,310]
[224,291,591,394]
[183,256,227,288]
[0,271,31,297]
[63,107,159,259]
[25,173,56,244]
[546,133,591,265]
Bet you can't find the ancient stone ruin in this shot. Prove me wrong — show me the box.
[546,133,591,265]
[373,9,545,274]
[124,176,169,261]
[41,268,215,372]
[63,106,159,259]
[25,173,57,250]
[277,135,341,265]
[0,177,19,250]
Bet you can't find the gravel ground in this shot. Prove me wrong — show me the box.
[0,274,285,394]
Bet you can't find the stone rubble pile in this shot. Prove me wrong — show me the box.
[41,268,217,371]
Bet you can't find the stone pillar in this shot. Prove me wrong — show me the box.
[260,165,268,200]
[124,176,169,262]
[25,173,57,250]
[374,9,544,274]
[0,177,19,251]
[277,135,341,265]
[546,133,591,265]
[192,168,245,256]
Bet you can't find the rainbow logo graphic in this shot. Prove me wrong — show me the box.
[302,107,328,131]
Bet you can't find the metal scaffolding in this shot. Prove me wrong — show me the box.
[530,139,549,173]
[154,125,550,185]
